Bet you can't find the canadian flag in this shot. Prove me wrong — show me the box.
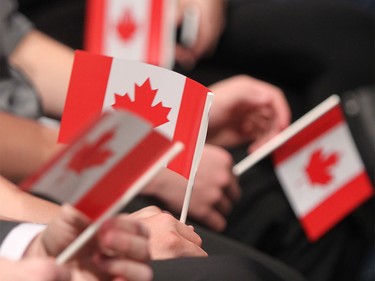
[85,0,176,68]
[273,102,373,241]
[22,110,181,221]
[59,50,213,180]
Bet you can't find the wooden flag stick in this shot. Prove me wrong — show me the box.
[56,142,184,265]
[180,93,214,223]
[232,95,340,177]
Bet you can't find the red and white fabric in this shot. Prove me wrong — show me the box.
[85,0,176,68]
[273,104,373,241]
[59,51,212,179]
[23,110,176,220]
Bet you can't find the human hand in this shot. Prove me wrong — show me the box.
[24,204,152,281]
[186,144,240,231]
[141,146,241,232]
[175,0,226,68]
[0,257,71,281]
[128,206,207,259]
[207,75,291,152]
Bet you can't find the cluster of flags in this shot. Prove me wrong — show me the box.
[22,50,213,262]
[19,0,373,259]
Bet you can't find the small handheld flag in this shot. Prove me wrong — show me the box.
[21,110,183,262]
[85,0,177,68]
[59,50,213,224]
[233,95,373,241]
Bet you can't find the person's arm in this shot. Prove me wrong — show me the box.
[0,112,63,183]
[8,30,74,118]
[0,176,59,224]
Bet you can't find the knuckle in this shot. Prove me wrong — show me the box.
[158,212,175,222]
[164,231,182,249]
[209,188,223,203]
[146,205,162,213]
[217,172,231,187]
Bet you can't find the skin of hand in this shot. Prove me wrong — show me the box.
[207,75,291,153]
[141,145,240,232]
[175,0,227,68]
[0,257,71,281]
[24,204,153,281]
[128,206,208,260]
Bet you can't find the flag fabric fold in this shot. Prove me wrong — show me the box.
[273,102,373,241]
[59,50,212,180]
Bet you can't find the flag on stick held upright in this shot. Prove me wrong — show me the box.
[59,50,213,222]
[233,95,373,241]
[59,50,213,181]
[85,0,176,68]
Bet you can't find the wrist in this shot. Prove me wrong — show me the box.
[23,233,49,258]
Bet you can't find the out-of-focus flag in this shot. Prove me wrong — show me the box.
[22,110,183,221]
[59,50,213,181]
[84,0,176,68]
[273,99,373,241]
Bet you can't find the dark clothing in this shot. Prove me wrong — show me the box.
[151,255,304,281]
[0,221,19,242]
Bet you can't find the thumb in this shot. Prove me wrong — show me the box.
[42,204,90,256]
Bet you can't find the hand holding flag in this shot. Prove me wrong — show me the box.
[21,110,183,262]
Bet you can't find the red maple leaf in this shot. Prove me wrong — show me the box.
[305,148,339,185]
[112,78,171,127]
[67,130,114,174]
[116,9,137,41]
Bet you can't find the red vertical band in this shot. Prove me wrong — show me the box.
[84,0,107,53]
[146,0,164,66]
[167,78,208,178]
[59,51,113,143]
